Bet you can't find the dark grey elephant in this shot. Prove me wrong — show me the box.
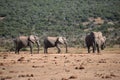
[14,35,40,54]
[44,36,68,53]
[85,32,106,53]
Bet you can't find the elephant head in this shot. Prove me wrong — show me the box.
[56,37,67,45]
[57,37,68,52]
[44,36,68,53]
[28,35,40,53]
[14,35,40,54]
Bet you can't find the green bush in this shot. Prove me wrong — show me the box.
[0,0,119,48]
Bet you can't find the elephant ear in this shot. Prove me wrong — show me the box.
[101,36,106,43]
[98,32,103,38]
[28,35,36,43]
[58,37,65,44]
[103,36,106,41]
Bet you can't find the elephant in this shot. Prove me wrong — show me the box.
[14,35,40,54]
[44,36,68,53]
[85,31,106,53]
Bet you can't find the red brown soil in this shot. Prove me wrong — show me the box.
[0,48,120,80]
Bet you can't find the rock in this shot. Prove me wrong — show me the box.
[54,56,57,59]
[75,65,85,70]
[18,74,34,77]
[0,76,12,80]
[0,71,3,74]
[0,63,4,66]
[65,69,70,72]
[98,59,106,63]
[32,65,39,68]
[17,57,25,61]
[61,78,68,80]
[69,75,77,79]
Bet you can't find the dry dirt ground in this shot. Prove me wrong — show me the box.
[0,48,120,80]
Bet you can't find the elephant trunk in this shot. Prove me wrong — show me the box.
[36,41,40,53]
[65,42,68,53]
[37,44,40,53]
[101,43,105,50]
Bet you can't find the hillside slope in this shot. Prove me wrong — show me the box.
[0,0,120,47]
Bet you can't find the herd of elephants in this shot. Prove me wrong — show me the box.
[13,31,106,54]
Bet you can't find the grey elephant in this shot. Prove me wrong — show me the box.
[44,36,68,53]
[85,31,106,53]
[14,35,40,54]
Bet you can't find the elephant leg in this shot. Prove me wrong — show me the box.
[37,44,40,53]
[15,48,18,54]
[44,47,48,53]
[56,45,61,53]
[29,42,33,54]
[101,45,104,50]
[17,47,21,54]
[101,43,105,50]
[65,44,68,53]
[88,46,90,53]
[92,43,96,53]
[93,46,95,53]
[15,44,19,54]
[30,46,32,54]
[96,44,100,53]
[15,46,20,54]
[15,46,17,54]
[97,48,100,53]
[18,48,20,54]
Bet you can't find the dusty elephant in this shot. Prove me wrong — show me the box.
[14,35,40,54]
[85,31,106,53]
[44,36,68,53]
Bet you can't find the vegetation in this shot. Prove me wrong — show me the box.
[0,0,120,51]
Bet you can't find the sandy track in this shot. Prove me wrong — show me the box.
[0,48,120,80]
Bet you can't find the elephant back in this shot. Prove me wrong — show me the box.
[90,31,103,39]
[19,36,28,40]
[19,36,28,46]
[90,32,97,39]
[47,37,57,45]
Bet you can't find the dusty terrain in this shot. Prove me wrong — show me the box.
[0,48,120,80]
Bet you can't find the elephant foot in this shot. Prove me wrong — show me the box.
[44,51,48,54]
[58,51,61,53]
[57,50,61,53]
[97,53,102,55]
[58,52,60,53]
